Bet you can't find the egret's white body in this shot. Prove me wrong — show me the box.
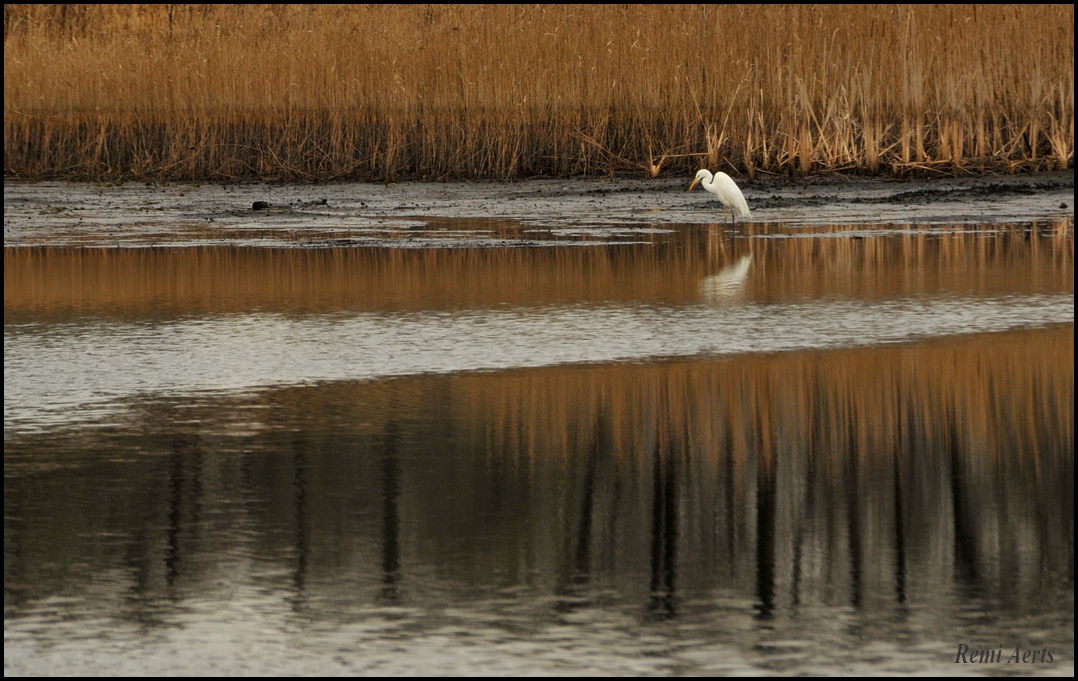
[689,169,751,222]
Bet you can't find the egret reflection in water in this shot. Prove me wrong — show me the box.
[699,254,753,303]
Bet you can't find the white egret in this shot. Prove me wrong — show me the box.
[688,169,751,222]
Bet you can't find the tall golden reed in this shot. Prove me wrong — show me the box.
[3,5,1074,181]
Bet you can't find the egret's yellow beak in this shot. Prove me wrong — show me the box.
[688,177,700,191]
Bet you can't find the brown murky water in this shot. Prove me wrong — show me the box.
[4,206,1074,674]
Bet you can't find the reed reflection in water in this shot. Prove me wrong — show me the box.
[3,328,1073,675]
[3,219,1074,674]
[4,220,1073,317]
[4,221,1073,433]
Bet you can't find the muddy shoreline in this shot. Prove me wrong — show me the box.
[3,170,1073,248]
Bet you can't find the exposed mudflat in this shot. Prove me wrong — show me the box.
[4,170,1073,248]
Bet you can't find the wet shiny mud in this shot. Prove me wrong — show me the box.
[2,171,1073,249]
[3,179,1075,675]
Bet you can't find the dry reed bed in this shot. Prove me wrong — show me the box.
[3,5,1074,181]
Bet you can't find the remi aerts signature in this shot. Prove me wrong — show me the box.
[955,645,1055,664]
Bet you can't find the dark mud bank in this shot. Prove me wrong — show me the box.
[4,170,1073,248]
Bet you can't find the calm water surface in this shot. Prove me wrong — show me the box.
[4,221,1074,675]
